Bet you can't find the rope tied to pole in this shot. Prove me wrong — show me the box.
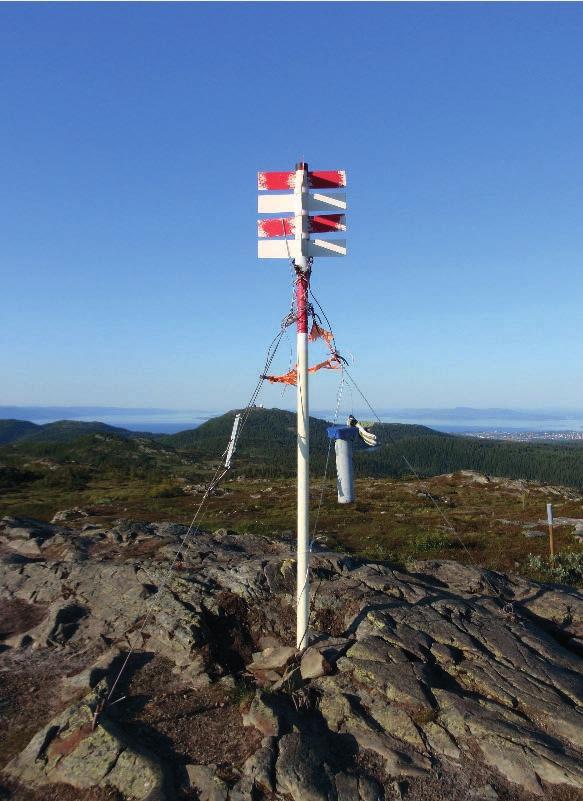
[307,285,518,610]
[98,312,293,724]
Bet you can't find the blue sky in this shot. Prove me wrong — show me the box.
[1,3,582,412]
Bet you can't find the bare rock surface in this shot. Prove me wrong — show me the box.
[1,515,583,800]
[5,686,164,800]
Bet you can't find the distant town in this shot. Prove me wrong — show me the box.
[465,430,583,442]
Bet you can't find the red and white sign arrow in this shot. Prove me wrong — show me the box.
[258,192,347,214]
[258,239,347,259]
[258,170,347,191]
[257,214,347,238]
[257,166,347,259]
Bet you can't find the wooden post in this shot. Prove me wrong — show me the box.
[547,502,554,559]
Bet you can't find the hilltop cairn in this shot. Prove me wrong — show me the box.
[1,515,583,800]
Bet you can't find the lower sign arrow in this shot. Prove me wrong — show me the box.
[257,215,347,238]
[258,239,347,258]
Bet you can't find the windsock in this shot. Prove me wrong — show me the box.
[347,415,377,447]
[327,417,378,504]
[326,425,358,503]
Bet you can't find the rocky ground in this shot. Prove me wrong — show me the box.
[1,514,582,801]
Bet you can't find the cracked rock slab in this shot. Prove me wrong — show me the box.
[2,518,583,800]
[5,693,165,800]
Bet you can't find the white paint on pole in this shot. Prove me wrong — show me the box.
[547,502,555,558]
[296,327,309,650]
[295,164,309,261]
[295,164,310,651]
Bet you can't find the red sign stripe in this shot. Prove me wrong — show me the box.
[258,215,347,237]
[258,171,295,190]
[258,169,347,191]
[309,214,346,233]
[258,217,295,238]
[308,170,346,189]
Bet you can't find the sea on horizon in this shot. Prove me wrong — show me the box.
[2,406,583,437]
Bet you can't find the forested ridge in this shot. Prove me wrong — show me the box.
[164,408,583,488]
[2,408,583,490]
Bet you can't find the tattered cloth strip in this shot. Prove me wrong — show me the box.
[263,320,343,386]
[309,356,342,374]
[264,368,298,386]
[308,321,334,348]
[264,355,342,386]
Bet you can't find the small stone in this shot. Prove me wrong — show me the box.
[247,645,295,673]
[470,786,498,800]
[271,663,305,694]
[370,704,424,749]
[242,737,275,792]
[392,779,409,799]
[301,647,333,679]
[185,764,228,801]
[227,776,255,801]
[60,647,121,698]
[51,508,89,524]
[276,731,335,801]
[430,642,460,665]
[421,721,460,760]
[258,634,283,650]
[252,668,283,686]
[242,692,281,737]
[335,773,358,801]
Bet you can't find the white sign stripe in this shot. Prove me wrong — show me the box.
[310,192,347,211]
[258,192,347,214]
[258,240,297,259]
[258,239,347,259]
[311,238,347,256]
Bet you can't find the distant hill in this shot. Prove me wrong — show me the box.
[163,408,583,487]
[0,420,40,445]
[2,409,583,488]
[0,429,181,495]
[0,419,145,445]
[162,408,445,464]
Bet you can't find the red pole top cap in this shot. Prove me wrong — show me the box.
[295,161,308,171]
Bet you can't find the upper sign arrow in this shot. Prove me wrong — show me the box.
[258,170,347,191]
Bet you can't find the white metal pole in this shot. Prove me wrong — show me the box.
[295,161,310,650]
[547,502,555,558]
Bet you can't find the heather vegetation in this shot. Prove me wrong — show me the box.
[162,408,583,488]
[3,408,583,489]
[1,408,583,587]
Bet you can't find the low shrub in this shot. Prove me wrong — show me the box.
[412,531,457,553]
[37,465,90,491]
[148,482,184,498]
[526,551,583,586]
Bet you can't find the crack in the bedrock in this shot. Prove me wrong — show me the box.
[2,520,583,800]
